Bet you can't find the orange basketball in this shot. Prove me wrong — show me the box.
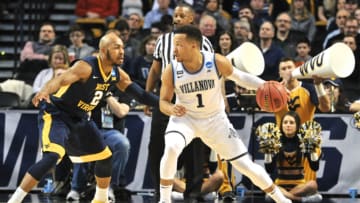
[256,81,288,112]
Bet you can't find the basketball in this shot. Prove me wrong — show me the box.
[256,81,288,112]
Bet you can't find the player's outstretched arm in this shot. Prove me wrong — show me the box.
[159,64,185,117]
[116,67,159,107]
[215,54,265,90]
[32,60,91,107]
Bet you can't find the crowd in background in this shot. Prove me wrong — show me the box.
[1,0,360,112]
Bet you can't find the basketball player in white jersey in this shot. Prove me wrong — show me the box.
[158,25,292,203]
[145,3,213,200]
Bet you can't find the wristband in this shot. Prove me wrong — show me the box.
[315,83,326,97]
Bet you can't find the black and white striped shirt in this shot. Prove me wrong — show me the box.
[153,32,214,73]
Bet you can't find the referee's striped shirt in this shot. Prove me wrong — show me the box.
[153,32,214,73]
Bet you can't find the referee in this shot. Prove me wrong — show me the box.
[144,3,213,201]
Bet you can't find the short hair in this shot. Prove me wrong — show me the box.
[68,24,85,35]
[115,18,130,32]
[176,2,195,15]
[296,37,311,46]
[238,5,254,14]
[279,56,295,63]
[174,25,202,46]
[39,21,56,33]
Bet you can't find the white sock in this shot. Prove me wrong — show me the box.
[268,186,290,203]
[159,184,173,203]
[8,187,27,203]
[93,186,108,202]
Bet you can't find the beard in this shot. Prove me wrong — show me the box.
[106,49,122,65]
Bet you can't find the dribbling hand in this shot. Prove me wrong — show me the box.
[32,91,51,107]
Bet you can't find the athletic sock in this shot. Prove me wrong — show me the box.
[267,186,291,203]
[93,186,108,202]
[8,187,27,203]
[159,184,173,203]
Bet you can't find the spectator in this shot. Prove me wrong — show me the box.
[341,35,360,102]
[159,14,174,33]
[131,35,157,89]
[274,12,306,57]
[67,24,96,61]
[126,13,144,41]
[323,9,350,49]
[75,0,119,23]
[323,78,350,113]
[17,22,56,85]
[326,17,360,49]
[258,21,285,81]
[317,0,336,23]
[20,22,56,62]
[199,14,218,45]
[326,0,346,33]
[344,0,358,16]
[150,22,165,39]
[66,90,131,202]
[288,0,317,42]
[33,45,70,93]
[294,37,312,66]
[264,111,323,202]
[268,0,290,21]
[202,0,231,31]
[355,8,360,33]
[249,0,272,34]
[121,0,143,17]
[143,0,174,29]
[113,19,141,75]
[230,0,251,18]
[232,18,253,44]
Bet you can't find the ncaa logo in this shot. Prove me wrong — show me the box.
[205,61,212,72]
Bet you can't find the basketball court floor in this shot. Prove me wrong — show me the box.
[0,192,358,203]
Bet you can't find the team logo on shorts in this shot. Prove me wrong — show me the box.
[228,128,238,139]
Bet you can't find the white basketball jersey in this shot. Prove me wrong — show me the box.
[172,51,224,118]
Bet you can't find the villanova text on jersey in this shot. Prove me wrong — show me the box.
[179,79,215,94]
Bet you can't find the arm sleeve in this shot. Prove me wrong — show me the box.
[124,82,159,107]
[226,67,265,90]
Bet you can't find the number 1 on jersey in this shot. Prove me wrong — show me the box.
[196,94,205,108]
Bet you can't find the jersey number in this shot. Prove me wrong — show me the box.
[90,91,103,106]
[196,94,205,108]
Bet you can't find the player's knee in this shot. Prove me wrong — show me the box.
[164,133,185,156]
[95,156,112,177]
[28,152,59,180]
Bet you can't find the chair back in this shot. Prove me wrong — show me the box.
[0,92,20,109]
